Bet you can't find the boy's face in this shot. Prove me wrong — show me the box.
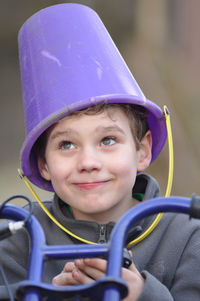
[38,107,152,223]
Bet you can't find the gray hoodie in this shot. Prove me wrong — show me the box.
[0,173,200,300]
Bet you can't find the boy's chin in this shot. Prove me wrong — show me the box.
[72,203,122,223]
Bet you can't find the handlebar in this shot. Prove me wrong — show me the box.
[1,196,200,301]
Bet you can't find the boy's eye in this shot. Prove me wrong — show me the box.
[101,137,116,146]
[60,141,75,150]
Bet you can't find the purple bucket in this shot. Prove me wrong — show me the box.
[18,3,167,191]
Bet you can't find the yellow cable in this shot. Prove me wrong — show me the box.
[163,106,174,197]
[18,105,174,247]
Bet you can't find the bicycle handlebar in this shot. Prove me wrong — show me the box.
[1,196,200,301]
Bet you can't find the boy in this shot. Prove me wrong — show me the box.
[1,3,200,300]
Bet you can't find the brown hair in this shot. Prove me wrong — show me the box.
[34,103,149,162]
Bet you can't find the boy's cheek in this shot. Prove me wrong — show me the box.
[111,160,136,181]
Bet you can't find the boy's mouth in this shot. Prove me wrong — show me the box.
[72,180,110,190]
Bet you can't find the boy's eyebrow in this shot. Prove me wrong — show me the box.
[95,125,126,135]
[50,129,78,140]
[50,125,126,140]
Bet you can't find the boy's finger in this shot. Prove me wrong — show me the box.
[62,261,75,273]
[72,267,95,284]
[74,258,106,280]
[52,272,79,286]
[84,257,107,272]
[121,261,144,284]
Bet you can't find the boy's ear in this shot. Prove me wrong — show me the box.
[137,130,152,172]
[37,157,51,181]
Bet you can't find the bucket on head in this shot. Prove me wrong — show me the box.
[18,3,167,191]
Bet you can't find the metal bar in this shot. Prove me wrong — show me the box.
[42,243,108,259]
[107,197,190,276]
[102,197,191,301]
[0,205,45,301]
[0,197,193,301]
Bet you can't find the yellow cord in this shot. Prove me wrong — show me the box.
[18,105,174,246]
[163,106,174,197]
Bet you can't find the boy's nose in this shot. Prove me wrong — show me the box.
[77,148,102,173]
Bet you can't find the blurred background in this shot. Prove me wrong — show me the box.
[0,0,200,205]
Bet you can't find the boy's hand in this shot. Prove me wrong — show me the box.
[52,256,144,301]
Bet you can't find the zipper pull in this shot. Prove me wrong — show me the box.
[98,225,107,243]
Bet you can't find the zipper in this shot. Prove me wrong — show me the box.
[98,224,107,243]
